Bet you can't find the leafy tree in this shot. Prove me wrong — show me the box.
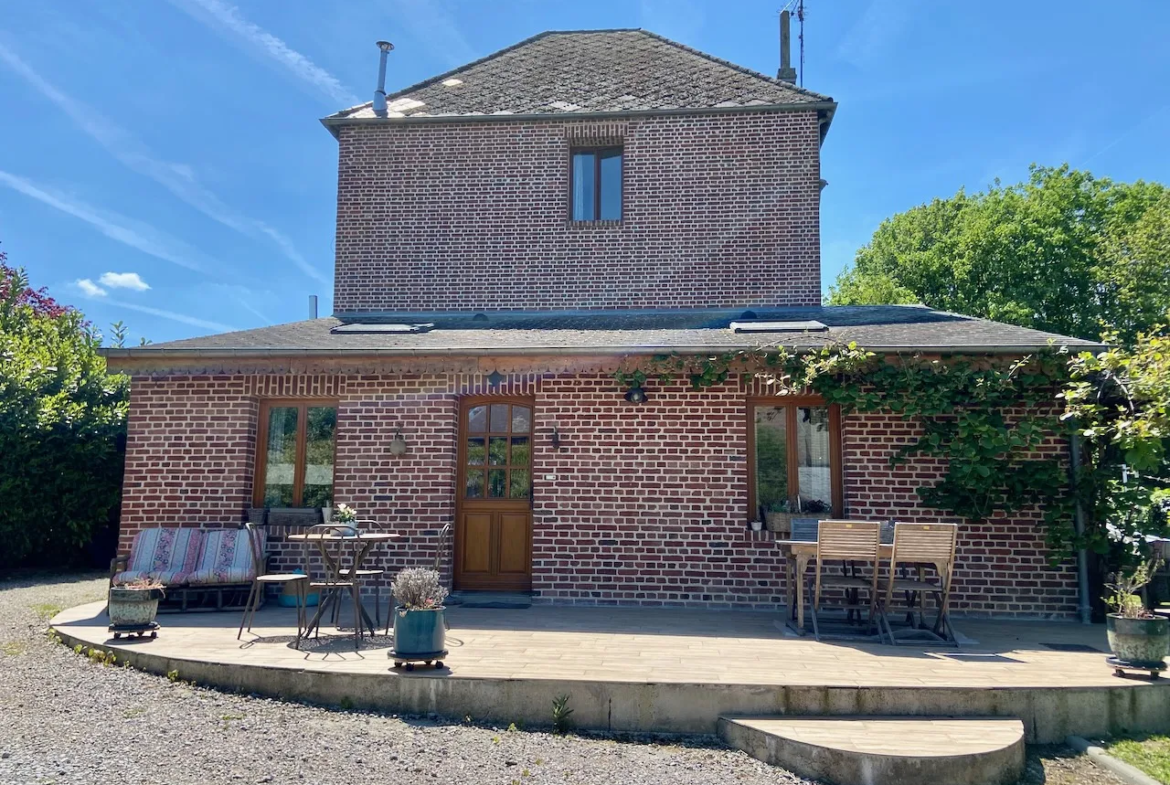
[829,165,1170,344]
[0,254,129,568]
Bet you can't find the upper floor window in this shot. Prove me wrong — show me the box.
[255,401,337,508]
[571,147,622,221]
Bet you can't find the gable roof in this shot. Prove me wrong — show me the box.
[102,306,1103,366]
[324,29,835,126]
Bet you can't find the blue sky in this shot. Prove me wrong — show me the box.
[1,1,1167,344]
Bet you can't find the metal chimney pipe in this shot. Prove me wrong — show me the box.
[777,11,797,83]
[308,294,318,319]
[373,40,394,115]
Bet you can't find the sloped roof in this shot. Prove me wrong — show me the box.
[324,29,834,123]
[102,306,1102,364]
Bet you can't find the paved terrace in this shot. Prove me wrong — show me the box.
[53,601,1170,743]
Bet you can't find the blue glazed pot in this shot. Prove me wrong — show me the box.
[392,607,446,656]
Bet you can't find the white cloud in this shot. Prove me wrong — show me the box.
[0,42,328,284]
[75,279,107,298]
[99,271,151,291]
[167,0,359,106]
[0,169,206,271]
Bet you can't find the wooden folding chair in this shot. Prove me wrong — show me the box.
[808,520,883,642]
[880,523,959,645]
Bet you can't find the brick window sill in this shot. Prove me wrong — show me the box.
[566,220,623,229]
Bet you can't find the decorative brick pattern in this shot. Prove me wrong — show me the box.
[333,111,824,313]
[117,371,1077,618]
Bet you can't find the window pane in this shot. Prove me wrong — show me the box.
[262,407,298,507]
[511,405,531,434]
[572,152,596,221]
[302,406,336,508]
[510,436,530,467]
[468,405,487,432]
[466,470,484,498]
[488,437,508,465]
[599,150,622,221]
[488,469,507,498]
[510,469,530,499]
[489,404,509,432]
[467,438,486,466]
[754,406,789,514]
[796,406,833,511]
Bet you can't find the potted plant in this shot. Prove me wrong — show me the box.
[390,567,448,667]
[764,500,795,535]
[1105,558,1169,669]
[108,577,165,628]
[333,503,359,535]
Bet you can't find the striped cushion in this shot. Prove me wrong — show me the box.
[113,528,203,586]
[187,528,259,585]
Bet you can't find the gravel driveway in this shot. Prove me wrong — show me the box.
[0,572,1122,785]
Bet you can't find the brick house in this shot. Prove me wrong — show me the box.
[104,29,1098,617]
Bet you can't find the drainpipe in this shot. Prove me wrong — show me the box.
[1069,431,1092,624]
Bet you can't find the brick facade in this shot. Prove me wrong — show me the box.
[333,110,824,313]
[118,369,1077,619]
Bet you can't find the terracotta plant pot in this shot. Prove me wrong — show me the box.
[1106,614,1170,668]
[392,607,446,657]
[108,587,163,627]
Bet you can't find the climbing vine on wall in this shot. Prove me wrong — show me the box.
[617,343,1079,553]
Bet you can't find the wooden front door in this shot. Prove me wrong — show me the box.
[455,397,534,591]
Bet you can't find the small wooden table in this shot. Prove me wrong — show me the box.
[287,532,401,640]
[776,540,893,634]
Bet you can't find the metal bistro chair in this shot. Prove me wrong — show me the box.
[808,520,884,642]
[302,523,365,650]
[334,520,388,630]
[237,522,310,645]
[880,523,960,646]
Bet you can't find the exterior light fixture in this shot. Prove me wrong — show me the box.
[624,385,648,404]
[487,370,505,388]
[551,425,562,450]
[389,429,408,456]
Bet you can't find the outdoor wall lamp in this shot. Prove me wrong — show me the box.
[624,385,648,404]
[389,428,408,456]
[551,425,563,451]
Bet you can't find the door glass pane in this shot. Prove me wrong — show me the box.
[302,406,336,508]
[572,152,596,221]
[509,469,530,499]
[468,405,487,432]
[599,150,622,221]
[510,436,530,467]
[487,469,507,498]
[466,470,484,498]
[467,438,486,466]
[796,406,833,512]
[488,437,508,465]
[511,405,531,434]
[489,404,509,432]
[754,406,789,516]
[262,406,298,507]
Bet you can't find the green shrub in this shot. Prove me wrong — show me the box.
[0,259,128,567]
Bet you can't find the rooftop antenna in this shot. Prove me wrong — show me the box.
[796,0,806,88]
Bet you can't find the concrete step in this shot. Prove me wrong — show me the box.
[718,716,1025,785]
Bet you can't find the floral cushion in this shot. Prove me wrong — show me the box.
[186,528,259,585]
[113,528,203,586]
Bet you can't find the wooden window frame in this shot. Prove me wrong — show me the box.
[570,146,623,222]
[746,396,844,520]
[456,396,536,506]
[253,398,339,508]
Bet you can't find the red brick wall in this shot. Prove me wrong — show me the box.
[333,111,824,313]
[117,371,1076,618]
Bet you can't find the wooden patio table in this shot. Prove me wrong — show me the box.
[287,532,400,639]
[776,539,893,634]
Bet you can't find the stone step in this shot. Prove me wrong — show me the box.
[718,716,1025,785]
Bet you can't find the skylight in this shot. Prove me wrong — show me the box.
[441,78,464,87]
[729,320,828,334]
[331,323,434,334]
